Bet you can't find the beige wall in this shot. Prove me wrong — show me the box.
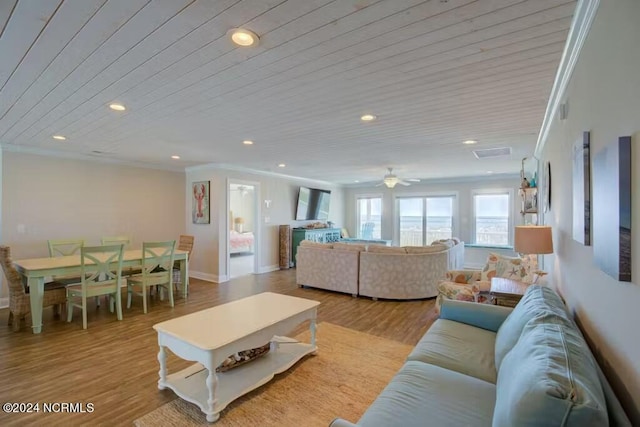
[0,152,185,298]
[540,0,639,421]
[185,167,344,282]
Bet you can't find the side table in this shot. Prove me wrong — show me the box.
[489,277,529,307]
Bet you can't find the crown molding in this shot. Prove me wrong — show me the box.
[1,143,185,173]
[344,172,520,188]
[535,0,600,157]
[185,162,339,188]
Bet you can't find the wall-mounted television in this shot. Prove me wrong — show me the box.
[295,187,331,220]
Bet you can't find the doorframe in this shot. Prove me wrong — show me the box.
[226,178,261,279]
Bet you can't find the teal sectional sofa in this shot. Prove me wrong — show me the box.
[330,286,630,427]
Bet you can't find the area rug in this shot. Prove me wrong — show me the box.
[134,323,413,427]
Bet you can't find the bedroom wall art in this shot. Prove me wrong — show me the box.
[592,136,632,282]
[572,131,591,245]
[192,181,210,224]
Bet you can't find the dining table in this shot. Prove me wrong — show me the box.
[13,249,190,334]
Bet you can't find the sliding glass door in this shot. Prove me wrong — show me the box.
[398,196,454,246]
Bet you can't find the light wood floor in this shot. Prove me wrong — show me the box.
[0,269,438,426]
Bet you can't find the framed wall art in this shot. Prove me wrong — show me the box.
[192,181,210,224]
[572,131,591,245]
[593,136,631,282]
[543,161,552,213]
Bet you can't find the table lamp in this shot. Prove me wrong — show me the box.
[234,217,244,233]
[514,225,553,283]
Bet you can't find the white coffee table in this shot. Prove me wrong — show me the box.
[153,292,320,422]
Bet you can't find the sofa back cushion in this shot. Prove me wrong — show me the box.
[495,285,570,369]
[300,240,333,249]
[366,245,407,254]
[332,242,367,252]
[405,245,444,254]
[494,321,608,427]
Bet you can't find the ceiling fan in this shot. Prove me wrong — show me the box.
[376,168,420,188]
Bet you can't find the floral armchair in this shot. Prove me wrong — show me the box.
[435,253,537,313]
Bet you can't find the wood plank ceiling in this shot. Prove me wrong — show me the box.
[0,0,576,184]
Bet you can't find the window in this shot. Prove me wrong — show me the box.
[397,196,455,246]
[472,191,511,246]
[356,196,382,239]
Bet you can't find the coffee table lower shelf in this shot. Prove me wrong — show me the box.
[161,341,316,422]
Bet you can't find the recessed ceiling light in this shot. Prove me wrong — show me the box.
[243,140,254,145]
[109,103,126,111]
[171,155,180,159]
[354,180,360,183]
[360,114,377,122]
[486,170,494,174]
[278,163,286,168]
[229,28,259,47]
[52,135,66,140]
[463,139,478,145]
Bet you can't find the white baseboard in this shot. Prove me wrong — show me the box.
[258,265,280,274]
[191,266,280,283]
[190,271,221,283]
[0,297,8,309]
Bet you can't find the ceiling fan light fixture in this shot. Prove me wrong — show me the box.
[383,176,398,188]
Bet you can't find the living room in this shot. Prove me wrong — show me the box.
[0,0,638,425]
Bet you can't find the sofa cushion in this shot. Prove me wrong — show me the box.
[494,322,608,427]
[495,285,571,369]
[299,240,333,249]
[366,245,407,254]
[332,242,366,252]
[407,319,497,384]
[358,361,495,427]
[405,245,444,254]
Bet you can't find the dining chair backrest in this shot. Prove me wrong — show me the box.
[48,239,85,257]
[177,235,195,258]
[142,241,176,279]
[0,246,26,297]
[101,236,131,248]
[81,244,125,287]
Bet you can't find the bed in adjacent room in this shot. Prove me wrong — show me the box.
[230,229,255,254]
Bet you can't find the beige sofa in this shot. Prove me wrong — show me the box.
[359,240,464,300]
[296,239,464,299]
[295,241,363,297]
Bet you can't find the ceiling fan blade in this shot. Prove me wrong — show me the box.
[398,180,411,186]
[375,182,384,187]
[407,178,421,182]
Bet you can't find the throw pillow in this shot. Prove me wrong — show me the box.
[494,253,535,284]
[480,253,499,281]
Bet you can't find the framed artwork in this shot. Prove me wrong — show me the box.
[593,136,632,282]
[543,161,552,213]
[572,131,591,245]
[192,181,210,224]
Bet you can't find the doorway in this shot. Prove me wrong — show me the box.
[228,182,258,279]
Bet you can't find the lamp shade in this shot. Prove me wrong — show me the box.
[514,226,553,254]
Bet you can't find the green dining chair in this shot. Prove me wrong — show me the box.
[126,241,176,314]
[66,244,125,329]
[47,239,85,285]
